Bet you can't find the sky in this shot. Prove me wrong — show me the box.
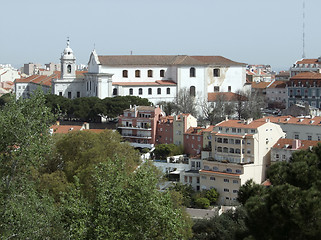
[1,0,320,72]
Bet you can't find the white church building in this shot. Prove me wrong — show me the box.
[18,41,248,105]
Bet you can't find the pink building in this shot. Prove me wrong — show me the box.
[118,106,164,148]
[183,127,205,157]
[156,116,174,145]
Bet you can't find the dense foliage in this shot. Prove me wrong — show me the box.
[0,92,192,239]
[152,143,184,160]
[238,144,321,240]
[45,94,152,121]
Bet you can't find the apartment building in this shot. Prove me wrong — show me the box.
[261,115,321,141]
[183,127,205,157]
[118,106,164,148]
[156,116,174,144]
[271,138,320,163]
[173,114,197,146]
[290,57,321,77]
[199,118,285,205]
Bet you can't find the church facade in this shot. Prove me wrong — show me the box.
[19,41,248,105]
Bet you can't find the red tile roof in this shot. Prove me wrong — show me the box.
[290,71,321,80]
[50,125,82,134]
[295,59,319,64]
[259,116,321,126]
[98,55,246,66]
[251,81,271,89]
[267,80,286,89]
[208,92,247,102]
[272,138,320,150]
[216,119,266,129]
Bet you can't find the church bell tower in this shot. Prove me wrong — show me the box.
[61,39,76,79]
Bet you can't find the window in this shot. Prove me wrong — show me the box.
[233,180,238,184]
[217,138,222,143]
[201,176,207,179]
[59,92,62,96]
[113,88,117,96]
[232,128,236,133]
[229,148,235,153]
[224,179,229,183]
[135,70,140,78]
[160,69,165,77]
[213,166,219,171]
[235,139,241,144]
[250,129,256,133]
[229,139,234,144]
[247,149,251,154]
[217,147,222,152]
[167,88,170,94]
[157,88,161,94]
[190,86,196,97]
[233,190,238,194]
[214,86,220,92]
[295,134,299,139]
[224,188,229,192]
[223,147,228,153]
[77,91,80,98]
[228,86,231,92]
[213,68,220,77]
[139,88,143,95]
[67,65,71,73]
[308,135,312,140]
[129,88,133,95]
[236,169,242,174]
[276,154,279,159]
[235,149,241,154]
[147,70,153,78]
[210,177,215,181]
[226,168,232,173]
[148,88,152,95]
[122,70,128,78]
[190,67,196,77]
[68,91,71,99]
[223,138,228,143]
[237,129,241,133]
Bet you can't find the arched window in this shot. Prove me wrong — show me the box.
[166,88,170,94]
[160,69,165,77]
[122,70,128,78]
[223,147,228,153]
[113,88,118,96]
[157,88,161,95]
[67,65,71,73]
[135,70,140,78]
[190,67,196,77]
[129,88,133,95]
[138,88,143,95]
[190,86,196,97]
[148,70,153,77]
[148,88,152,95]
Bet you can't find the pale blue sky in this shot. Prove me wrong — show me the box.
[1,0,320,71]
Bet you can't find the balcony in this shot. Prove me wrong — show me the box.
[118,125,151,130]
[121,133,152,139]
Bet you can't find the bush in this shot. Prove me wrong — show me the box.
[195,198,210,209]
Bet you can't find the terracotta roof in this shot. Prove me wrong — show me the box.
[216,119,266,129]
[202,125,215,132]
[112,80,176,86]
[15,72,60,87]
[259,116,321,126]
[295,59,319,64]
[200,169,241,177]
[185,127,205,135]
[208,92,247,102]
[290,71,321,80]
[98,55,245,67]
[267,80,286,89]
[50,125,82,134]
[272,138,320,150]
[251,81,271,89]
[262,179,271,186]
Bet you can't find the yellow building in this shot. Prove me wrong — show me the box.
[200,118,285,205]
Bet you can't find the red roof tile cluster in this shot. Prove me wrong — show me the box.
[15,72,60,87]
[50,125,82,134]
[216,119,266,129]
[98,55,246,67]
[272,138,320,150]
[185,127,205,135]
[208,92,247,102]
[290,72,321,80]
[259,116,321,126]
[267,80,286,89]
[251,81,271,89]
[295,59,319,64]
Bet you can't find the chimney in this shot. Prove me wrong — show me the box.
[292,139,301,150]
[265,118,270,123]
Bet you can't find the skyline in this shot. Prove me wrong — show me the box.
[1,0,321,72]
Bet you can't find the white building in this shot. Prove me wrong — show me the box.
[0,64,20,82]
[51,41,247,105]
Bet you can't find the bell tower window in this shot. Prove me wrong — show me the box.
[67,65,71,73]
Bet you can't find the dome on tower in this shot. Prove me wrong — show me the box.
[61,40,75,60]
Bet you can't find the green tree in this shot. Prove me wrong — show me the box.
[239,144,321,240]
[153,144,184,160]
[205,188,220,205]
[194,197,210,209]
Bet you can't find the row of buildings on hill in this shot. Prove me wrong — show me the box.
[117,105,321,205]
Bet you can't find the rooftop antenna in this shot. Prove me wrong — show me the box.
[302,0,306,59]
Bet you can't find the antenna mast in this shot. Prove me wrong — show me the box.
[302,0,306,59]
